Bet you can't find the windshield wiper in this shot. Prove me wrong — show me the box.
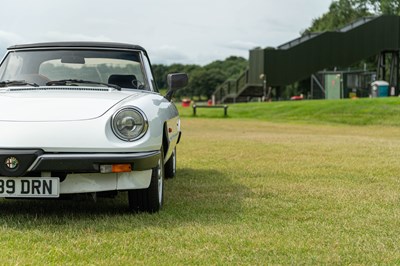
[46,79,121,90]
[0,80,40,88]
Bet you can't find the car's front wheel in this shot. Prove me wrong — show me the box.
[128,147,164,213]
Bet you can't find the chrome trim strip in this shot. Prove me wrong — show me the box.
[27,151,159,172]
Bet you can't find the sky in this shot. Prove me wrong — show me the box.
[0,0,333,65]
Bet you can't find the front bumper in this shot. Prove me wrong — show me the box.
[0,149,160,177]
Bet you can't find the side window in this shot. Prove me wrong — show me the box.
[142,54,158,92]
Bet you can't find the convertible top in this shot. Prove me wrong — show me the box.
[7,42,146,52]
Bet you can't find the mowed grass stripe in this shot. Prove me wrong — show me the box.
[178,97,400,126]
[176,119,400,263]
[0,118,399,264]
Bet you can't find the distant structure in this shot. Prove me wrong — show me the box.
[213,15,400,103]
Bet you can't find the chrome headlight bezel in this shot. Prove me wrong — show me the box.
[111,107,148,142]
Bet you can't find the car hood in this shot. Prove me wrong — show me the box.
[0,87,145,122]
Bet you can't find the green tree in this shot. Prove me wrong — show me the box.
[152,64,168,89]
[204,56,248,79]
[305,0,400,34]
[188,68,227,100]
[152,63,201,90]
[153,56,247,100]
[363,0,400,14]
[304,0,371,33]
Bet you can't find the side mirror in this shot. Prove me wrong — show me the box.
[165,73,188,101]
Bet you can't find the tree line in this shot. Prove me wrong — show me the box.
[152,56,247,100]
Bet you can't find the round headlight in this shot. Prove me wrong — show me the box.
[111,107,148,141]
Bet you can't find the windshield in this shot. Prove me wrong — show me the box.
[0,49,148,90]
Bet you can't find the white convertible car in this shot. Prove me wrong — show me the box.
[0,42,188,213]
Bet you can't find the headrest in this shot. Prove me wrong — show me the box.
[108,74,137,89]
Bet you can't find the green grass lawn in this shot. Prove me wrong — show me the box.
[1,99,400,264]
[178,97,400,126]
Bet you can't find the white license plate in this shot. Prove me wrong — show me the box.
[0,177,59,198]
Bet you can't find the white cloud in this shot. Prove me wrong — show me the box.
[41,32,113,43]
[0,31,24,46]
[224,40,261,51]
[0,31,25,57]
[149,46,190,65]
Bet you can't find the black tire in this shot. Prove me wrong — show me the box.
[165,147,176,179]
[128,148,165,213]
